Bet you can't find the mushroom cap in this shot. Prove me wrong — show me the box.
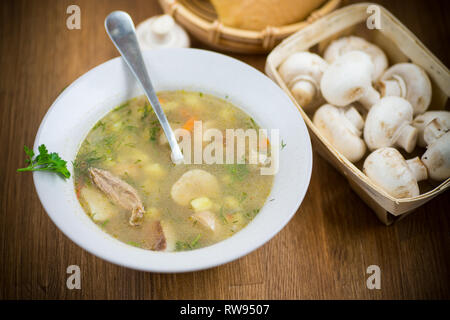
[413,111,450,147]
[363,147,420,198]
[320,51,374,107]
[324,36,388,81]
[364,96,416,151]
[313,104,366,163]
[171,169,220,206]
[279,51,328,85]
[421,131,450,181]
[279,52,328,109]
[380,63,432,115]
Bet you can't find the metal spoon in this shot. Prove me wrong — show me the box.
[105,11,184,164]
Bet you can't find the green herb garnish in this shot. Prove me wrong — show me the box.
[93,120,105,131]
[149,120,160,141]
[17,145,70,179]
[281,140,286,149]
[239,192,248,204]
[141,102,151,120]
[175,234,202,251]
[226,163,249,182]
[127,241,141,248]
[114,101,129,112]
[244,208,260,220]
[101,220,109,228]
[219,206,227,224]
[248,117,258,130]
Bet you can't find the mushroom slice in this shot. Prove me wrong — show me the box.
[171,169,220,206]
[191,211,217,232]
[89,167,145,226]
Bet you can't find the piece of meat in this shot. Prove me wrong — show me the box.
[89,167,144,226]
[144,221,167,251]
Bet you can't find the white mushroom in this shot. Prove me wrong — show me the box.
[320,51,380,110]
[278,52,328,111]
[313,104,366,162]
[363,147,428,198]
[378,63,432,115]
[324,36,388,81]
[171,169,220,206]
[191,211,217,232]
[421,121,450,181]
[364,96,418,153]
[412,111,450,147]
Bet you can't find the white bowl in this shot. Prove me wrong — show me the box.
[33,48,312,272]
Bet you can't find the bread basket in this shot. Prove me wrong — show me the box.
[158,0,341,53]
[265,3,450,224]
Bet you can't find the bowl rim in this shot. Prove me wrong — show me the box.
[32,48,313,272]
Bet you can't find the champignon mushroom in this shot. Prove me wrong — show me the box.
[313,104,366,162]
[363,147,428,198]
[324,36,388,81]
[278,52,328,111]
[171,169,220,206]
[190,211,217,232]
[320,51,380,110]
[378,63,432,115]
[412,111,450,147]
[421,121,450,181]
[364,96,418,153]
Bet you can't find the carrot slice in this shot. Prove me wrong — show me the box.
[158,97,166,104]
[182,116,197,132]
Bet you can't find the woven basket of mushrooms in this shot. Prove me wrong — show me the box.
[279,37,449,199]
[266,4,450,223]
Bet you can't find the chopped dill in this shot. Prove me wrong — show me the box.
[93,121,105,131]
[226,163,249,182]
[127,241,141,248]
[175,234,202,251]
[114,101,129,112]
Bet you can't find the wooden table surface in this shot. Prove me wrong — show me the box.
[1,0,449,300]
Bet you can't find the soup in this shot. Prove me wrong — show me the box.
[74,91,274,251]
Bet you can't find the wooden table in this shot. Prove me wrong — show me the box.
[1,0,449,299]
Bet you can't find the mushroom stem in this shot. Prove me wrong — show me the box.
[344,106,364,131]
[289,75,317,107]
[405,157,428,182]
[424,118,448,145]
[359,86,381,110]
[379,75,407,98]
[395,124,418,153]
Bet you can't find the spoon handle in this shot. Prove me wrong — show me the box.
[105,11,184,164]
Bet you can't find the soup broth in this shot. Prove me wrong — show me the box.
[74,91,274,251]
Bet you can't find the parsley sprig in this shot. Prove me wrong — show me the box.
[17,144,70,179]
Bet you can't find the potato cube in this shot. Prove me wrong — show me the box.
[190,197,213,212]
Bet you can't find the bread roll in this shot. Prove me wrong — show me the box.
[210,0,326,30]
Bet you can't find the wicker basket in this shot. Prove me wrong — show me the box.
[266,3,450,224]
[158,0,341,53]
